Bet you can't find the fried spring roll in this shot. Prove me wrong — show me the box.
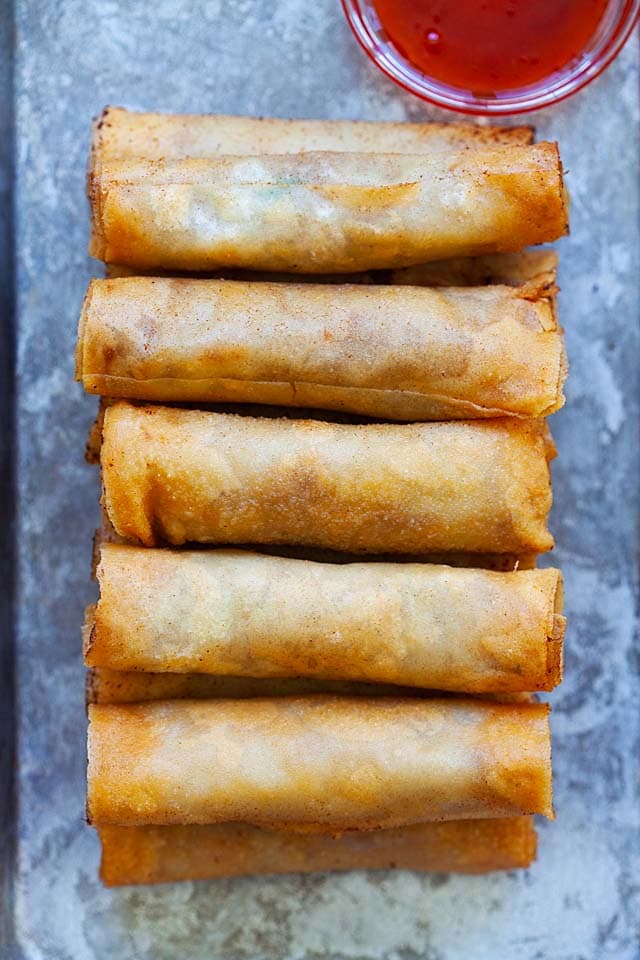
[91,107,534,168]
[87,697,553,829]
[90,501,538,574]
[84,396,390,466]
[90,481,538,572]
[89,481,538,572]
[85,668,536,705]
[103,248,558,289]
[101,403,555,554]
[76,277,566,419]
[86,546,564,693]
[97,817,538,886]
[88,144,568,272]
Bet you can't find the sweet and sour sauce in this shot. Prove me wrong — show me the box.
[372,0,610,94]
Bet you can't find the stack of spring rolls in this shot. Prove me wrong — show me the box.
[77,107,569,887]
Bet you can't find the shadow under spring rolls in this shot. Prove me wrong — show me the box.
[85,668,538,706]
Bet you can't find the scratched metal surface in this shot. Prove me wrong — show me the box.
[5,2,639,957]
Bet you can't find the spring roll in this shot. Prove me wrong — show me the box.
[91,107,534,170]
[101,403,555,554]
[86,546,563,693]
[97,817,538,886]
[85,667,536,706]
[88,143,568,272]
[87,696,553,829]
[76,276,566,419]
[90,503,538,579]
[89,481,538,572]
[91,485,538,572]
[103,248,558,289]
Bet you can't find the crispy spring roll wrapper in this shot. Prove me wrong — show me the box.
[91,107,534,168]
[85,394,554,496]
[87,697,553,829]
[90,484,538,572]
[76,277,566,419]
[85,396,408,464]
[85,667,536,705]
[97,817,538,886]
[101,403,555,554]
[89,143,568,272]
[90,505,537,577]
[103,248,558,290]
[87,546,564,692]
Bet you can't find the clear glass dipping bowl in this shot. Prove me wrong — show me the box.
[341,0,640,115]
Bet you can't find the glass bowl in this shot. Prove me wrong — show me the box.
[341,0,640,115]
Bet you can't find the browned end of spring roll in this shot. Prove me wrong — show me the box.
[86,546,564,692]
[97,817,538,886]
[87,696,553,829]
[100,403,555,555]
[89,143,568,272]
[76,276,566,419]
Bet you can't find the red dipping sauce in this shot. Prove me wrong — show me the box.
[373,0,609,95]
[342,0,640,113]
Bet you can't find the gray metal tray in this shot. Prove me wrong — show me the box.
[3,2,639,957]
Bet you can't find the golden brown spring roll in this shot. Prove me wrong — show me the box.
[92,107,534,166]
[101,403,555,555]
[91,485,538,572]
[89,143,568,272]
[87,546,564,693]
[85,668,537,706]
[76,277,566,419]
[103,248,558,290]
[89,502,538,578]
[98,817,538,886]
[89,474,538,571]
[87,697,553,829]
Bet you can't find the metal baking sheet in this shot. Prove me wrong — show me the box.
[3,2,639,957]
